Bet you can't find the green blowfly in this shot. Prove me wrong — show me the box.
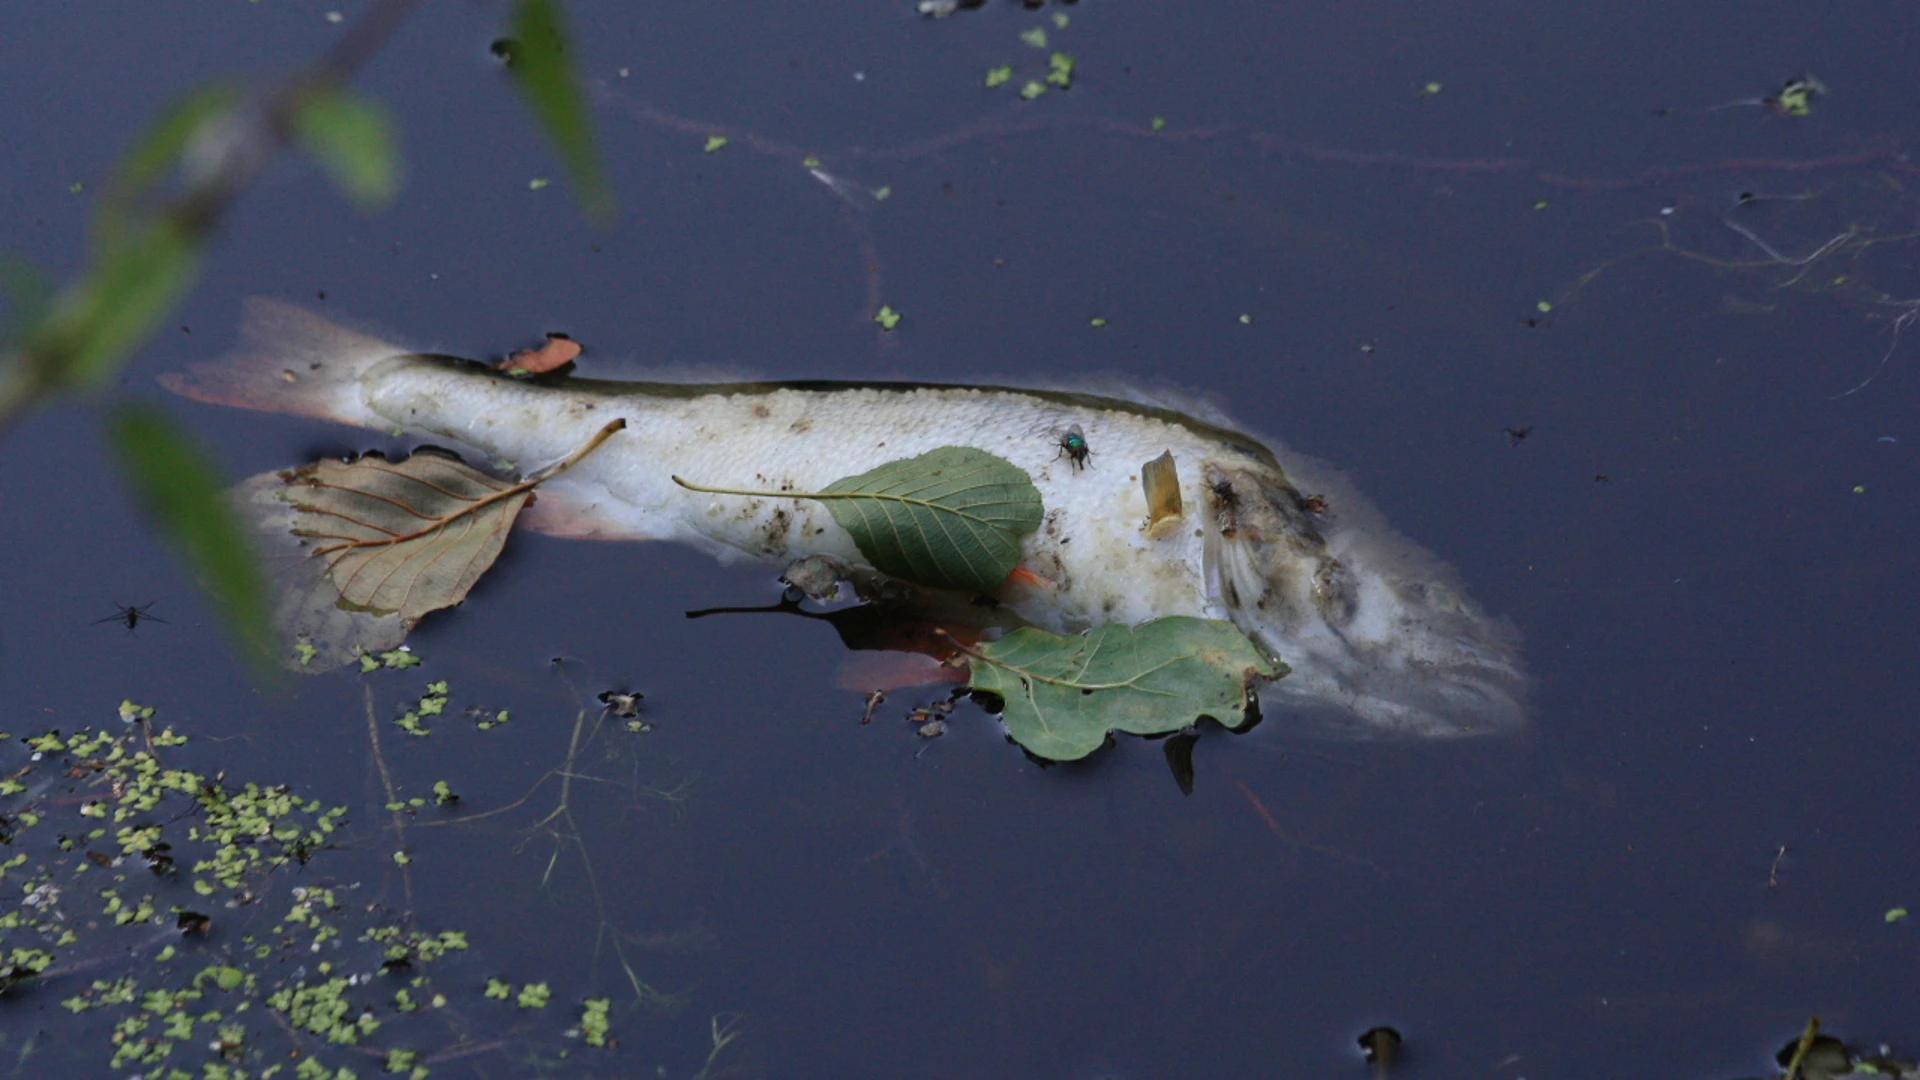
[1053,423,1092,471]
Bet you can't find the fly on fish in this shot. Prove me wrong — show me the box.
[161,300,1527,738]
[1053,424,1093,471]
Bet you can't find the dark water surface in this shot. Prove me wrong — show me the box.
[5,3,1919,1077]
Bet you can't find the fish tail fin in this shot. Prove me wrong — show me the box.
[157,298,401,428]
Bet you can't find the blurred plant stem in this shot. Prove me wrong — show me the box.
[0,0,425,435]
[0,0,605,678]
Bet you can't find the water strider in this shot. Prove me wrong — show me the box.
[163,300,1525,737]
[93,602,165,631]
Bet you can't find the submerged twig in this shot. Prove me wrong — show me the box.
[1780,1016,1822,1080]
[690,1012,748,1080]
[1829,304,1918,399]
[364,682,414,914]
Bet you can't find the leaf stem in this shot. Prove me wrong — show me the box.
[670,471,1010,526]
[934,628,1188,693]
[528,417,627,482]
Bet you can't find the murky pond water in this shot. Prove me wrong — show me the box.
[5,3,1920,1077]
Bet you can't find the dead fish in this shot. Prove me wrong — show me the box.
[162,300,1526,737]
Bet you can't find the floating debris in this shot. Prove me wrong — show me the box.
[495,332,580,376]
[1358,1025,1403,1076]
[1766,76,1825,116]
[782,553,850,603]
[598,690,644,718]
[1141,451,1183,539]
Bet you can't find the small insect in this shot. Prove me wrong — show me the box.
[1503,426,1534,447]
[1052,424,1093,470]
[94,602,166,631]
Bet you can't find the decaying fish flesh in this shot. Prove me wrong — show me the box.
[162,300,1526,736]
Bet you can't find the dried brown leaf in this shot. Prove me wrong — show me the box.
[241,419,623,671]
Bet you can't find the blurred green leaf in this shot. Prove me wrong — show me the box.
[292,87,400,208]
[106,404,274,676]
[502,0,613,221]
[0,258,53,344]
[28,219,200,389]
[94,84,239,254]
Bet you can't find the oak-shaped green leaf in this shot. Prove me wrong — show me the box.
[675,447,1043,593]
[957,616,1283,761]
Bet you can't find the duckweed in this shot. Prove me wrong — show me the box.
[0,704,622,1075]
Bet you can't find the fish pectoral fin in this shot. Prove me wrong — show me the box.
[518,483,654,541]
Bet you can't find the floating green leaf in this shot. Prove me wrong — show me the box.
[674,446,1043,593]
[703,134,728,152]
[985,65,1013,88]
[952,616,1283,761]
[292,86,400,208]
[874,304,901,330]
[107,405,274,675]
[501,0,612,221]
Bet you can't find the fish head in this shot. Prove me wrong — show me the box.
[1202,461,1527,738]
